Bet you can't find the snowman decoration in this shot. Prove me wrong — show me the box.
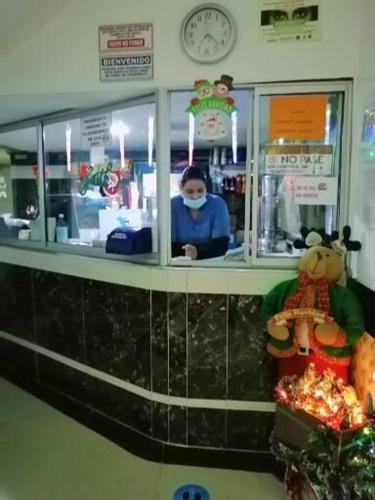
[187,75,236,145]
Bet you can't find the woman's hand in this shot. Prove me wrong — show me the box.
[183,244,198,260]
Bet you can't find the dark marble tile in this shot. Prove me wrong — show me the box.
[0,338,36,381]
[187,294,227,399]
[37,355,90,405]
[91,377,151,435]
[188,408,225,448]
[33,270,84,361]
[228,295,277,401]
[0,263,33,340]
[226,410,274,451]
[168,405,187,445]
[151,291,168,394]
[84,280,150,388]
[168,293,187,397]
[152,402,168,442]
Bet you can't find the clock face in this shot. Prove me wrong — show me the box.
[181,5,236,63]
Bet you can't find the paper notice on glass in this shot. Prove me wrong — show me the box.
[294,176,338,205]
[81,114,112,149]
[260,0,321,43]
[265,145,333,175]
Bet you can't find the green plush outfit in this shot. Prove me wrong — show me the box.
[260,279,364,360]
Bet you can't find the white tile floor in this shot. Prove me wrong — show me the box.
[0,378,284,500]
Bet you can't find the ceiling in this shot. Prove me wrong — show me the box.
[0,0,73,56]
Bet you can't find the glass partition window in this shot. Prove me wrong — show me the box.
[255,92,344,259]
[43,101,157,260]
[0,127,40,242]
[169,88,251,265]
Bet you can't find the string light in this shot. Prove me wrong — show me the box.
[66,123,72,173]
[188,113,195,166]
[148,116,154,167]
[111,121,130,169]
[275,363,367,431]
[231,110,237,164]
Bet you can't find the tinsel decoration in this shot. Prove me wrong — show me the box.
[270,417,375,500]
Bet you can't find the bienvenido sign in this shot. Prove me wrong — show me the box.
[265,145,333,175]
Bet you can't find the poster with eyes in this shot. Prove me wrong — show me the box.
[260,0,321,43]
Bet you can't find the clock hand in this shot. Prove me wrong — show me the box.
[199,32,211,48]
[203,20,219,45]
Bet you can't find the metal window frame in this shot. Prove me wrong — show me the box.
[0,92,160,264]
[0,80,353,271]
[251,80,352,269]
[165,85,255,269]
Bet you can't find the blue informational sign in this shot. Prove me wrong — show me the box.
[174,484,210,500]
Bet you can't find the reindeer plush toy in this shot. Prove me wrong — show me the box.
[260,226,364,383]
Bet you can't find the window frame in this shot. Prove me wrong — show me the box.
[0,81,353,270]
[43,93,158,264]
[166,85,255,268]
[251,81,351,269]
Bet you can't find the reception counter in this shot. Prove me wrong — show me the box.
[0,245,297,472]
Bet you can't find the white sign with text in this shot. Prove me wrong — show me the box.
[99,54,153,81]
[294,176,338,205]
[81,114,112,149]
[265,145,333,175]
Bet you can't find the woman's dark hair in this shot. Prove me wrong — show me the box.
[180,166,207,188]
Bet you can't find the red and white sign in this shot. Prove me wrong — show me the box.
[294,176,338,206]
[99,23,153,53]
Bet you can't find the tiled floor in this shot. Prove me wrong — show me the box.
[0,378,284,500]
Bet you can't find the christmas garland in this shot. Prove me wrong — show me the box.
[270,420,375,500]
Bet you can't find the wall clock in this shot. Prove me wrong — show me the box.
[181,4,236,63]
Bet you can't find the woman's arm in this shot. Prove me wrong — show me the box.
[195,236,229,259]
[171,242,185,257]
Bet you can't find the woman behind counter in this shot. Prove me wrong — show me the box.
[171,166,230,260]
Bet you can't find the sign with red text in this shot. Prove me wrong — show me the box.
[99,23,153,52]
[294,176,338,205]
[265,145,333,175]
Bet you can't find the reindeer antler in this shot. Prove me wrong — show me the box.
[342,225,361,251]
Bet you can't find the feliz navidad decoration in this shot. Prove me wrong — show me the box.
[186,74,237,165]
[79,161,122,197]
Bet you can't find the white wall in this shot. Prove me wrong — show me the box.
[349,0,375,291]
[0,0,361,95]
[1,0,372,288]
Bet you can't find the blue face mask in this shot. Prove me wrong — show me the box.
[183,195,207,210]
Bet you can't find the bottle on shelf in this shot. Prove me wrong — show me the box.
[236,174,242,194]
[220,147,227,166]
[241,175,246,194]
[56,213,68,243]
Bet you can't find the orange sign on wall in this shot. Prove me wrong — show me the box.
[270,95,328,141]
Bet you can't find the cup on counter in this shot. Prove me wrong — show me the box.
[18,229,31,240]
[30,219,41,241]
[47,217,56,242]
